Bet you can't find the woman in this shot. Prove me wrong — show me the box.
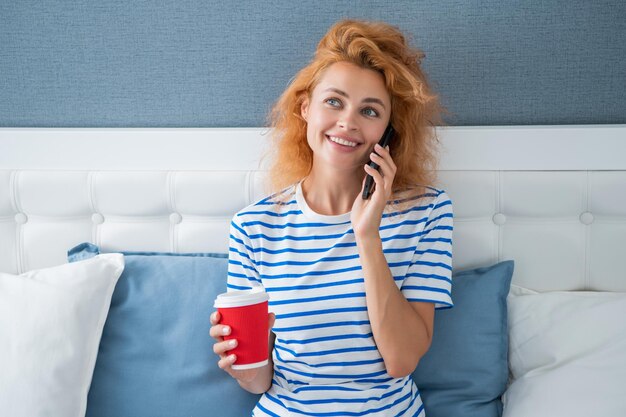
[210,19,453,416]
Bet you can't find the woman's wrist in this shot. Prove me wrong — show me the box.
[355,232,383,251]
[236,366,272,394]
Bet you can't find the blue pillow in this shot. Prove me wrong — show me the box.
[412,260,514,417]
[68,243,259,417]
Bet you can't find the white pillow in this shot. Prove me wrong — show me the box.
[503,285,626,417]
[0,254,124,417]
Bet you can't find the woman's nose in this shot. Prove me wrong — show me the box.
[337,111,358,131]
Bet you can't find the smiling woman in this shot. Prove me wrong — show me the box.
[209,19,452,417]
[266,19,444,195]
[299,61,391,210]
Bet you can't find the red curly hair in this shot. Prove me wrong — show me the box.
[265,19,444,195]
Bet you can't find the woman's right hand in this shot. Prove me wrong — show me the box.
[209,310,275,383]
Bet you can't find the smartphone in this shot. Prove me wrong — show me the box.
[362,124,395,199]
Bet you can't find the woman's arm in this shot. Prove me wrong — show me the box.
[214,217,277,393]
[356,237,434,378]
[351,144,445,378]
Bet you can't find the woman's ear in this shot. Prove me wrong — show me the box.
[300,97,309,122]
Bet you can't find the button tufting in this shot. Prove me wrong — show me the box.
[169,213,182,224]
[14,213,28,224]
[579,212,594,225]
[492,213,506,225]
[91,213,105,224]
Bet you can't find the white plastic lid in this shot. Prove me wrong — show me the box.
[214,287,269,308]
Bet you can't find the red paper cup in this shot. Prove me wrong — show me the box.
[214,288,270,370]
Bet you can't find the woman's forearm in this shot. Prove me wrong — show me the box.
[356,235,434,378]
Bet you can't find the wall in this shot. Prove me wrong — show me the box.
[1,1,624,127]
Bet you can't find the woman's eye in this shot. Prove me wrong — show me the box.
[362,107,379,117]
[325,98,341,107]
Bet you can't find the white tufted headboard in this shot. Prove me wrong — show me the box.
[1,126,625,292]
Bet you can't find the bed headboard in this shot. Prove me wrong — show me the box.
[1,126,625,292]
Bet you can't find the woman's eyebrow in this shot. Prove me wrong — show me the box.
[323,87,386,109]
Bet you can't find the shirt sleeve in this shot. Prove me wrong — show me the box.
[401,190,453,309]
[227,214,263,292]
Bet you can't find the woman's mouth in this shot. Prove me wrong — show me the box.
[326,135,359,148]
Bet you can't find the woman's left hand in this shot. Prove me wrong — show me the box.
[351,143,397,239]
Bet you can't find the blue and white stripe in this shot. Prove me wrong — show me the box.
[227,182,453,416]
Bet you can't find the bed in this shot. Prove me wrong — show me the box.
[1,125,625,417]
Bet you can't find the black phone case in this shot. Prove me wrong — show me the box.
[362,125,395,199]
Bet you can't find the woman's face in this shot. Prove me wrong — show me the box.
[301,61,391,174]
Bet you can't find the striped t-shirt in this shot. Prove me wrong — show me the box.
[227,181,453,417]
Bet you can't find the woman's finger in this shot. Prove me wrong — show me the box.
[364,163,384,189]
[209,324,231,339]
[213,338,238,355]
[210,311,221,325]
[368,154,389,183]
[268,312,276,330]
[218,353,237,370]
[373,144,397,178]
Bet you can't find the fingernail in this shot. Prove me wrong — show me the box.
[228,339,237,348]
[222,326,230,335]
[229,354,236,362]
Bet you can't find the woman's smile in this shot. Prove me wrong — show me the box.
[325,134,362,149]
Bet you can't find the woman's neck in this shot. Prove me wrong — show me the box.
[301,165,364,216]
